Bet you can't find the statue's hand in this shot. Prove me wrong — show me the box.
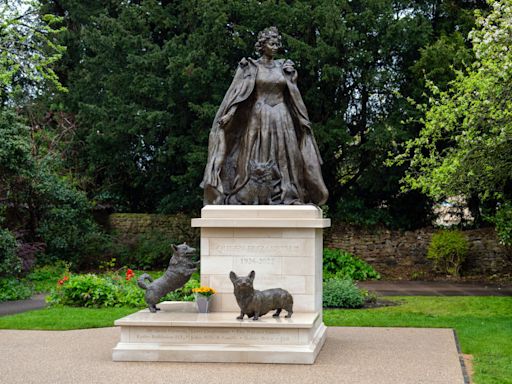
[218,107,236,127]
[283,60,298,82]
[218,113,232,128]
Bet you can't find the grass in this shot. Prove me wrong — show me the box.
[0,306,138,330]
[0,296,510,383]
[324,296,512,384]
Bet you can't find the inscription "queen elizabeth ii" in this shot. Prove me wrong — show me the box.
[209,238,308,257]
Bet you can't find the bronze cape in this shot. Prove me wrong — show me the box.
[201,57,328,205]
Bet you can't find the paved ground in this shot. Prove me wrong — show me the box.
[358,280,512,296]
[0,294,47,316]
[0,326,466,384]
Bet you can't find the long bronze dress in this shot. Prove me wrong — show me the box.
[201,57,328,206]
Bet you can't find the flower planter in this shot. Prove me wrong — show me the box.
[195,294,212,313]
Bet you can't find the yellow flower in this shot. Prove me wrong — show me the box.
[192,286,216,297]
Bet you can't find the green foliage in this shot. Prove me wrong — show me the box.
[165,277,200,302]
[427,230,469,277]
[393,0,512,228]
[322,278,365,308]
[323,248,380,281]
[0,108,109,269]
[118,230,174,270]
[0,277,32,301]
[0,0,66,104]
[47,270,199,308]
[35,0,487,227]
[47,273,120,308]
[492,203,512,246]
[34,167,109,268]
[26,262,68,293]
[0,228,20,277]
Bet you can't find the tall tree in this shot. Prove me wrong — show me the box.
[393,0,511,240]
[39,0,488,228]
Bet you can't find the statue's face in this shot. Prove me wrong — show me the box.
[263,36,279,58]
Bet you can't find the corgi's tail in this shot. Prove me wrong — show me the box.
[137,273,153,290]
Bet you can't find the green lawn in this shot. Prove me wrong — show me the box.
[0,296,510,384]
[325,296,512,384]
[0,306,139,330]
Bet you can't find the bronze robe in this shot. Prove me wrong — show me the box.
[201,57,328,206]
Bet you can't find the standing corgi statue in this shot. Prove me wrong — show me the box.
[229,270,293,320]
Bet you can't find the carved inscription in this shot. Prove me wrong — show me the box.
[133,328,191,343]
[240,256,276,265]
[131,328,297,345]
[210,238,308,257]
[190,328,296,344]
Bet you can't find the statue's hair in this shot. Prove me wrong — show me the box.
[255,26,282,55]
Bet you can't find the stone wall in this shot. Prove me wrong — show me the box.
[108,213,199,245]
[107,214,511,278]
[326,225,511,278]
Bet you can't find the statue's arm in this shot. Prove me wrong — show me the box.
[217,58,252,128]
[282,59,312,133]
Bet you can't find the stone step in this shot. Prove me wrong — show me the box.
[113,310,326,364]
[115,310,320,329]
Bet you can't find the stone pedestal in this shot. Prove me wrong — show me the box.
[113,206,330,364]
[192,206,329,313]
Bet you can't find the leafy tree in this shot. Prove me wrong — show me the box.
[0,1,108,270]
[0,0,66,104]
[393,0,512,241]
[38,0,488,229]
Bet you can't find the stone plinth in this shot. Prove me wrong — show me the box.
[112,309,326,364]
[191,206,330,313]
[113,206,330,364]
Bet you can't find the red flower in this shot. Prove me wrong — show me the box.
[58,280,64,285]
[63,276,69,282]
[125,269,135,281]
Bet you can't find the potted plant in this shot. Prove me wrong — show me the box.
[192,286,216,313]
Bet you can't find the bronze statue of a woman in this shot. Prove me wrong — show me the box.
[201,26,328,206]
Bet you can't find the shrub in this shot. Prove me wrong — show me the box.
[118,230,175,270]
[0,277,32,302]
[323,278,365,308]
[0,228,21,277]
[26,262,68,293]
[47,270,200,308]
[427,230,469,277]
[165,277,200,302]
[323,248,380,281]
[493,202,512,246]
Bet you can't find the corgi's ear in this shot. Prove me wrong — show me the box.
[248,270,255,281]
[229,271,238,283]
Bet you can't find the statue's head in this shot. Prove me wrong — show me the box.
[255,26,282,57]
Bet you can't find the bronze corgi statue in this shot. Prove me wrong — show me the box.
[229,270,293,320]
[137,243,198,313]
